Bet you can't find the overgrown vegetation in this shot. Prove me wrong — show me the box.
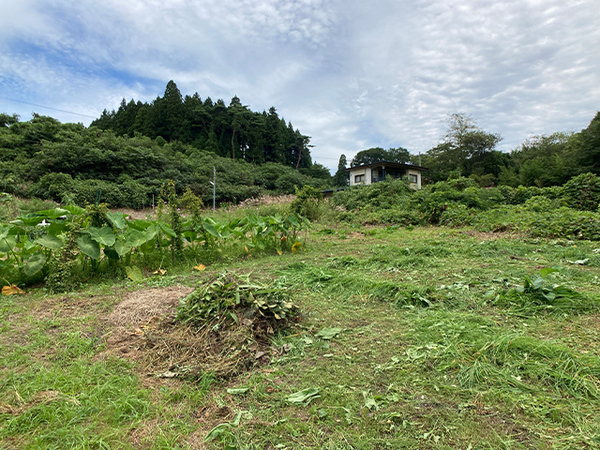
[0,188,308,291]
[0,107,331,208]
[2,177,600,449]
[331,173,600,240]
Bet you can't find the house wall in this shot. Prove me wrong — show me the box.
[349,168,372,186]
[348,166,423,189]
[406,169,422,189]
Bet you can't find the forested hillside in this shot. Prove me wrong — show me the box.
[0,112,331,208]
[1,79,598,209]
[91,81,313,169]
[417,111,600,187]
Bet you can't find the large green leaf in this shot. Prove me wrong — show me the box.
[286,388,320,405]
[62,205,86,216]
[36,235,64,250]
[103,247,120,261]
[0,236,17,253]
[47,222,67,236]
[0,224,12,241]
[158,222,176,238]
[127,219,152,231]
[11,214,47,226]
[145,223,160,241]
[77,234,101,259]
[125,266,144,282]
[106,211,127,230]
[203,222,221,239]
[88,226,116,246]
[124,229,145,247]
[114,240,132,256]
[315,327,343,340]
[37,208,70,219]
[24,253,47,277]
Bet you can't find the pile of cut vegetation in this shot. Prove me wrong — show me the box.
[137,272,299,379]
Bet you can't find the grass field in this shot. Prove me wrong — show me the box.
[2,221,600,449]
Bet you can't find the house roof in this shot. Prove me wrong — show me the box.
[343,161,428,172]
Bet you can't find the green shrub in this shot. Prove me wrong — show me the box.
[0,193,19,221]
[290,185,323,221]
[29,173,75,202]
[524,195,559,212]
[439,204,476,227]
[493,268,599,315]
[562,172,600,211]
[331,178,412,212]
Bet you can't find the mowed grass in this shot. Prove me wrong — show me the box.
[2,225,600,449]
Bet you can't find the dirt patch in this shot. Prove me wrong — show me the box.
[112,207,157,220]
[106,286,193,328]
[99,284,293,380]
[100,286,193,363]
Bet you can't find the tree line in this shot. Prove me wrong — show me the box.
[91,80,313,169]
[0,113,331,208]
[333,111,600,188]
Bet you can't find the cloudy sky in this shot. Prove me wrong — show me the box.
[1,0,599,170]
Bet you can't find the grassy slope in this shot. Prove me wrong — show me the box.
[2,224,600,449]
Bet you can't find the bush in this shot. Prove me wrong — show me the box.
[439,204,476,227]
[523,195,560,212]
[290,186,323,221]
[29,172,75,202]
[562,173,600,211]
[331,178,412,212]
[0,192,19,221]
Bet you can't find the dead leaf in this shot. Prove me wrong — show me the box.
[152,269,167,275]
[2,285,25,296]
[157,371,178,378]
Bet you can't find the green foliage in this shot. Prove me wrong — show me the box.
[0,192,19,221]
[290,185,324,221]
[1,112,330,209]
[523,195,560,212]
[562,172,600,211]
[177,271,297,326]
[492,268,597,315]
[331,177,413,212]
[0,199,309,288]
[350,147,411,167]
[160,181,183,264]
[91,81,315,170]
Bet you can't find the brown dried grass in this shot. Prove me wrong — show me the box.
[101,285,285,379]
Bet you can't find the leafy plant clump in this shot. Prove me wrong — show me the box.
[177,271,298,328]
[492,268,599,315]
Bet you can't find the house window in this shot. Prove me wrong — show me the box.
[409,174,418,184]
[354,174,365,184]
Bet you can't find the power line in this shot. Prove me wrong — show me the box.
[0,96,98,119]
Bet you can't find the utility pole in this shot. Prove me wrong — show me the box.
[212,167,216,212]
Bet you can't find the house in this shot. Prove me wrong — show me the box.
[344,161,427,189]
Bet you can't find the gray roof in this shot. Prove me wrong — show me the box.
[343,161,428,172]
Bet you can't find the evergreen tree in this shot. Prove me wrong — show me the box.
[333,154,349,186]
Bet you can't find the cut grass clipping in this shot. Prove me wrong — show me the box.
[140,271,299,379]
[492,267,600,315]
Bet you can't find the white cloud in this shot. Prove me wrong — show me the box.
[0,0,599,169]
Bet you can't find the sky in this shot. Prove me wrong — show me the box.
[1,0,599,171]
